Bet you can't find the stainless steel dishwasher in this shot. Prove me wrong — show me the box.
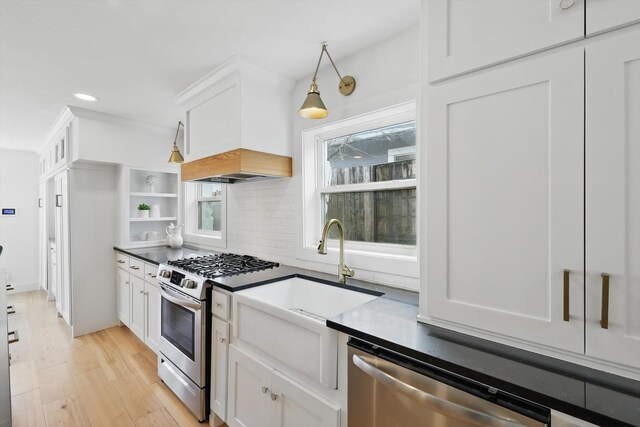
[348,340,549,427]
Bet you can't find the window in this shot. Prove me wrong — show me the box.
[321,121,416,246]
[184,181,226,248]
[301,102,418,269]
[197,183,222,232]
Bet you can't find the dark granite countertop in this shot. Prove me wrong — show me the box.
[114,245,214,266]
[328,297,640,427]
[113,245,640,426]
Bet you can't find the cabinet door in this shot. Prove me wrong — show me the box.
[586,0,640,36]
[145,282,159,353]
[271,370,340,427]
[420,48,585,352]
[130,275,145,341]
[211,318,229,421]
[586,29,640,369]
[116,268,131,327]
[424,0,584,82]
[227,345,271,427]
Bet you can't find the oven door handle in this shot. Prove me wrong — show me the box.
[160,287,202,311]
[352,354,525,427]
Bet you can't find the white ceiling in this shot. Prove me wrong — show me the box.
[0,0,420,152]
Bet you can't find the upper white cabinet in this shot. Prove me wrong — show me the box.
[586,0,640,35]
[424,0,584,82]
[421,48,585,353]
[585,29,640,368]
[175,57,293,162]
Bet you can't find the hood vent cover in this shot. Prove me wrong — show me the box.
[181,148,292,183]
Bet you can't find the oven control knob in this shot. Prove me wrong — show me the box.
[181,279,197,289]
[159,270,171,278]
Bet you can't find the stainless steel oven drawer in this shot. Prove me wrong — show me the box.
[158,353,206,422]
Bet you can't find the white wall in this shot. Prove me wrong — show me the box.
[0,149,39,291]
[224,26,421,290]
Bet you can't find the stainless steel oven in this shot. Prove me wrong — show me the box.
[348,339,550,427]
[157,280,210,422]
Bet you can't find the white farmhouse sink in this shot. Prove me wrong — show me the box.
[233,276,381,388]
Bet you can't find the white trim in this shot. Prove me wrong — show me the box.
[298,101,418,277]
[183,182,227,249]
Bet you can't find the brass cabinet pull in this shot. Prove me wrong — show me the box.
[563,269,570,321]
[601,273,610,329]
[8,330,19,344]
[116,260,125,264]
[261,386,269,394]
[131,266,140,270]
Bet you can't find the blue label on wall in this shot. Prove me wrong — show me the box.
[1,208,16,215]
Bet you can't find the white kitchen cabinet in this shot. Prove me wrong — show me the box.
[130,275,145,341]
[54,170,71,325]
[116,266,131,327]
[211,318,229,421]
[144,281,159,353]
[420,48,585,353]
[586,0,640,35]
[228,345,272,427]
[227,345,340,427]
[121,257,159,352]
[271,370,340,427]
[424,0,584,82]
[585,29,640,369]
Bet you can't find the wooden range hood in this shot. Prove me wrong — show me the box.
[181,148,292,183]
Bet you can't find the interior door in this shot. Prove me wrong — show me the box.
[424,0,584,82]
[420,47,585,352]
[585,29,640,369]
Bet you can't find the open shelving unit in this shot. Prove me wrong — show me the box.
[120,166,181,248]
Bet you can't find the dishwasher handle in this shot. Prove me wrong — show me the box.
[352,354,526,427]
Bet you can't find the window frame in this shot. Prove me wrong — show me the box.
[183,181,227,249]
[298,102,419,277]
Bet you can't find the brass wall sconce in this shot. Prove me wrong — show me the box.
[299,44,356,119]
[168,121,185,164]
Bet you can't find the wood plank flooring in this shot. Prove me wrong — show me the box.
[7,290,206,427]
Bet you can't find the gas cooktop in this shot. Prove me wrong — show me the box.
[167,253,279,279]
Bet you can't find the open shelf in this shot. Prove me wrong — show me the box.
[129,217,177,222]
[130,192,177,198]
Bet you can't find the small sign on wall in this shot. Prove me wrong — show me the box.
[1,208,16,216]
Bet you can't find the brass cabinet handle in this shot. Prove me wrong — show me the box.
[563,269,570,321]
[8,330,19,344]
[601,273,610,329]
[131,266,140,270]
[147,273,157,278]
[116,260,125,264]
[270,393,279,401]
[216,303,222,308]
[261,386,269,394]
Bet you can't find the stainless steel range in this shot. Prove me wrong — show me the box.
[156,252,279,422]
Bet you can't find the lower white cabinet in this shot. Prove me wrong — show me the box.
[114,252,159,353]
[211,318,229,421]
[130,275,159,352]
[116,267,130,327]
[227,345,340,427]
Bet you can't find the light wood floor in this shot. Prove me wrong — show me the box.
[7,290,206,427]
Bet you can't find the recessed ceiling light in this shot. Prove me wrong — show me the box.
[74,93,98,101]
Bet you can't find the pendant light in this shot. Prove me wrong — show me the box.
[168,121,185,164]
[299,44,356,119]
